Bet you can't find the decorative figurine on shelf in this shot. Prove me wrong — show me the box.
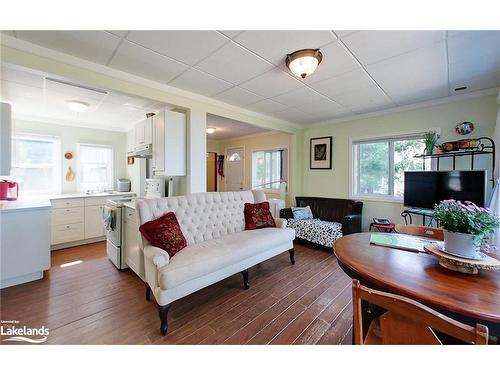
[423,132,439,155]
[455,121,475,135]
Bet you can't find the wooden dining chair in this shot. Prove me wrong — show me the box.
[394,224,444,241]
[352,280,489,345]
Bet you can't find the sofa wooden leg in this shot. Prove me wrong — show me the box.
[288,248,295,265]
[159,304,171,336]
[145,283,151,301]
[241,269,250,289]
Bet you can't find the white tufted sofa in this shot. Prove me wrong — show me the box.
[135,190,296,335]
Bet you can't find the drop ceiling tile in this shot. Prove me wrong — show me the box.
[1,80,44,101]
[309,68,374,98]
[273,107,313,124]
[234,30,337,66]
[126,31,228,65]
[246,99,287,115]
[332,85,393,112]
[335,30,358,39]
[169,68,233,97]
[109,40,189,83]
[196,42,273,84]
[15,30,122,65]
[303,41,360,84]
[272,86,326,107]
[107,30,128,38]
[239,68,302,98]
[365,42,448,105]
[448,31,500,93]
[343,30,445,66]
[218,30,244,38]
[295,98,348,116]
[1,66,44,88]
[213,86,264,107]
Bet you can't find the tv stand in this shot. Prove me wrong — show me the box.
[401,207,437,226]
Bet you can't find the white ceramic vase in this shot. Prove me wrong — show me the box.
[444,230,479,258]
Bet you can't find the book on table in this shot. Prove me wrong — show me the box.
[369,233,443,253]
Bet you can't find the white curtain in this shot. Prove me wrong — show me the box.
[489,91,500,248]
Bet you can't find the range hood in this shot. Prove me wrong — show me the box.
[129,144,153,158]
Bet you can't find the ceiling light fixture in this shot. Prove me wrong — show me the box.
[66,100,90,113]
[206,127,216,134]
[286,49,323,79]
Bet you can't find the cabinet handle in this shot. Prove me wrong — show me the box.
[66,225,70,229]
[66,209,70,212]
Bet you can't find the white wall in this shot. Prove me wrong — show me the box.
[302,94,499,230]
[13,119,127,194]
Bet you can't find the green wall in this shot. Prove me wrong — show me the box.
[301,94,499,230]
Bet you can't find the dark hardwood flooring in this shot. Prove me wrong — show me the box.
[1,241,353,344]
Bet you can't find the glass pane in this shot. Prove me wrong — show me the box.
[358,142,389,195]
[394,139,431,197]
[252,150,282,189]
[15,138,55,164]
[78,145,113,192]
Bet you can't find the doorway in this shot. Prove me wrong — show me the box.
[225,147,244,192]
[206,152,217,192]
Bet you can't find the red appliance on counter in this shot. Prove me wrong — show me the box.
[0,180,19,201]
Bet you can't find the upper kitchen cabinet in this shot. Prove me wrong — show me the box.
[134,117,153,148]
[152,110,186,176]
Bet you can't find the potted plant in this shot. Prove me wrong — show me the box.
[423,132,439,155]
[434,199,500,258]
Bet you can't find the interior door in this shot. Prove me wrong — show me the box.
[225,147,244,192]
[206,152,217,192]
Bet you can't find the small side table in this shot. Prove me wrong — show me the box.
[369,223,396,233]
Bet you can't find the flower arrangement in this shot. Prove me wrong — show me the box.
[434,199,500,251]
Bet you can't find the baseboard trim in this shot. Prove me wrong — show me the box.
[1,271,44,289]
[51,236,106,251]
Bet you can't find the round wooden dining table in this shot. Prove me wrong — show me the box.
[334,233,500,338]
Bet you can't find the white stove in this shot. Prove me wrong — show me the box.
[104,197,134,269]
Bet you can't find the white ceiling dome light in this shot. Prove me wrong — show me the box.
[286,49,323,79]
[206,127,216,134]
[66,100,90,113]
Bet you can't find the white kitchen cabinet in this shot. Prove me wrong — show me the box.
[152,110,186,176]
[84,205,105,239]
[51,223,85,245]
[51,206,84,226]
[124,206,144,280]
[134,117,153,148]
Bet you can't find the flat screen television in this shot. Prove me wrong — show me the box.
[404,170,486,209]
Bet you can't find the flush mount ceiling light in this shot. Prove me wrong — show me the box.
[206,127,216,134]
[286,49,323,79]
[66,100,90,113]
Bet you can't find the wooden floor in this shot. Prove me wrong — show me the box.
[1,241,353,344]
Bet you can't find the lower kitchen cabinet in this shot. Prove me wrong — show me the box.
[84,205,105,239]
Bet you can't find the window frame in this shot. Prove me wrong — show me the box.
[76,143,114,193]
[251,146,289,193]
[349,129,439,203]
[11,132,62,195]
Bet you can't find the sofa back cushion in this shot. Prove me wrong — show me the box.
[136,191,265,245]
[295,196,363,222]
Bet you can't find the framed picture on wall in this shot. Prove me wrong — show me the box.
[310,136,332,169]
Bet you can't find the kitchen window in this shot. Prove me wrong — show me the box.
[77,144,114,192]
[351,134,431,200]
[11,133,61,195]
[252,148,288,191]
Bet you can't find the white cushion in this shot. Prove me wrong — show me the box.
[157,227,295,289]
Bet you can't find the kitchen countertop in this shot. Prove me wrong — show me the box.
[0,192,137,212]
[0,198,52,212]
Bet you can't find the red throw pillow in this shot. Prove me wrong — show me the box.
[244,201,276,230]
[139,212,187,258]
